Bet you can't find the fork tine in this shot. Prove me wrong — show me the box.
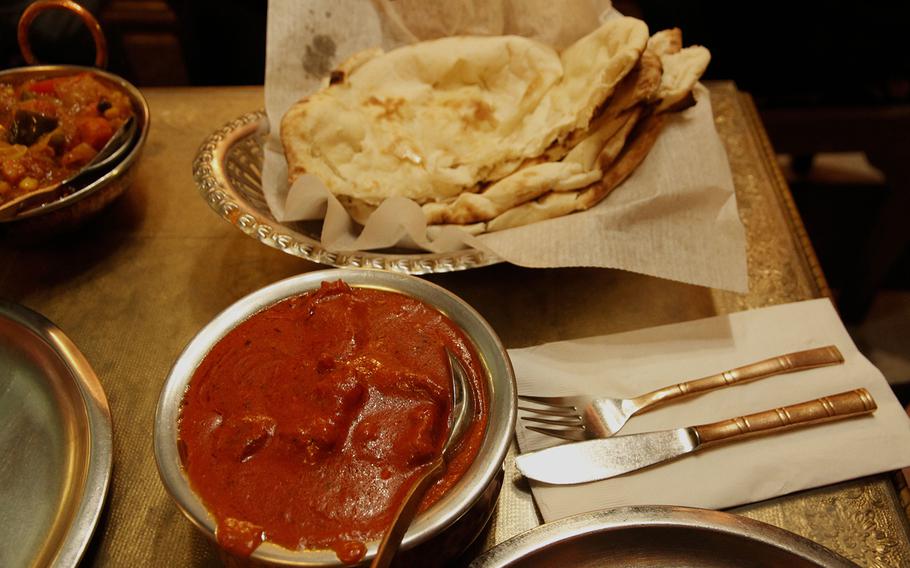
[521,415,584,426]
[518,395,576,409]
[525,426,587,442]
[517,404,578,417]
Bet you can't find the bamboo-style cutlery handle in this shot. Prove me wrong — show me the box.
[694,388,877,446]
[635,345,844,411]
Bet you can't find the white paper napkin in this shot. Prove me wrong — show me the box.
[512,298,910,522]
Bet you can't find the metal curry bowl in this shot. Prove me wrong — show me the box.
[0,64,149,237]
[154,269,517,566]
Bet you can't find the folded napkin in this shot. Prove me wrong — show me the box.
[512,298,910,523]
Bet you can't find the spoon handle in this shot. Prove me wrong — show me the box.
[371,456,445,568]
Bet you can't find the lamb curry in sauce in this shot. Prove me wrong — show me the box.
[178,280,489,563]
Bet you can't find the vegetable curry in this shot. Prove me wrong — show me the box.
[0,72,132,204]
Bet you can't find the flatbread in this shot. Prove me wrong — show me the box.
[577,111,667,209]
[419,25,675,227]
[423,108,640,224]
[647,28,682,58]
[281,17,648,209]
[418,26,705,228]
[281,19,710,238]
[484,190,580,232]
[479,30,705,232]
[486,111,665,232]
[656,46,711,112]
[541,35,663,163]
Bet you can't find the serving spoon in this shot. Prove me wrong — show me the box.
[0,115,137,219]
[371,349,474,568]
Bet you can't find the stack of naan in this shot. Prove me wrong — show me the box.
[281,17,710,234]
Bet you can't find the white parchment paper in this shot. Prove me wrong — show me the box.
[263,0,748,292]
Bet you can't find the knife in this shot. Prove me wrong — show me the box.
[515,388,877,485]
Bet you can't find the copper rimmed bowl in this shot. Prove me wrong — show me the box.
[154,269,516,566]
[0,64,149,237]
[2,0,149,236]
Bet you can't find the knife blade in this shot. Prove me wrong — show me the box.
[515,388,877,485]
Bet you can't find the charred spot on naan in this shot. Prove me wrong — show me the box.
[365,96,407,120]
[442,98,499,131]
[329,70,345,85]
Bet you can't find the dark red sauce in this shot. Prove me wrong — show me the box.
[178,280,488,562]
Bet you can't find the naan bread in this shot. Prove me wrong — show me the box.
[423,107,641,224]
[419,26,677,226]
[280,18,709,236]
[656,46,711,112]
[281,17,649,208]
[482,30,705,232]
[486,110,662,232]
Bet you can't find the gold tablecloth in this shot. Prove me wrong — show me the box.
[1,83,908,566]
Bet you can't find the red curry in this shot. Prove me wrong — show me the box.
[178,280,489,563]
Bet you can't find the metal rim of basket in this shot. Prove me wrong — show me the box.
[193,110,501,275]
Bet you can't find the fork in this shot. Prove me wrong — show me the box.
[519,345,844,441]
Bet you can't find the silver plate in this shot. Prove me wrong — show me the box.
[470,505,858,567]
[0,300,112,567]
[193,111,500,274]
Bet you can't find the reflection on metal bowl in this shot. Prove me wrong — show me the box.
[0,65,149,237]
[154,269,517,566]
[470,505,858,568]
[0,300,113,567]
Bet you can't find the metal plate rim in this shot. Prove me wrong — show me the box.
[0,300,113,568]
[192,110,502,275]
[469,505,859,568]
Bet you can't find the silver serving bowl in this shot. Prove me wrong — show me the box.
[193,111,500,274]
[0,65,149,236]
[154,269,516,566]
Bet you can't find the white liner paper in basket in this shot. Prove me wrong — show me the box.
[263,0,748,292]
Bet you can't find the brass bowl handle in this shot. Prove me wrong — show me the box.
[17,0,108,69]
